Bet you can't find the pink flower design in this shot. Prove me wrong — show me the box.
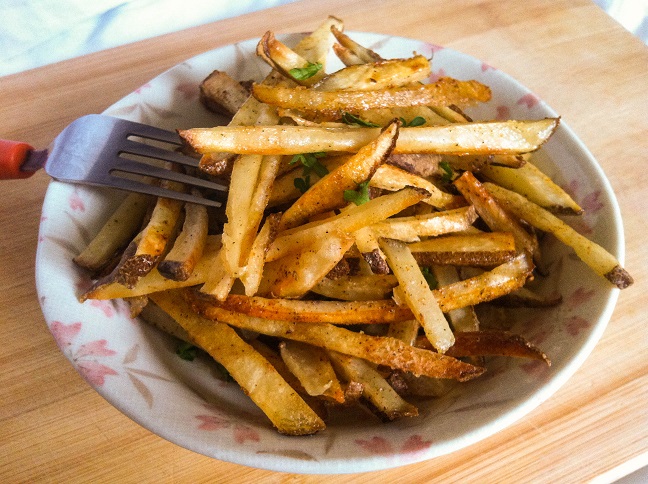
[356,436,393,455]
[356,434,433,457]
[568,287,595,308]
[425,43,445,54]
[582,190,604,213]
[401,435,433,454]
[233,425,260,444]
[51,320,82,348]
[49,321,118,387]
[134,83,152,94]
[566,315,590,336]
[517,93,539,109]
[481,62,495,72]
[521,359,549,377]
[429,68,447,83]
[176,82,198,101]
[196,406,261,443]
[496,105,511,120]
[89,299,115,318]
[77,360,118,386]
[69,188,85,212]
[197,414,230,431]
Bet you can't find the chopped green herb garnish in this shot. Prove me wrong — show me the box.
[294,175,311,194]
[399,116,426,127]
[289,62,323,81]
[290,152,329,179]
[341,112,380,127]
[343,180,371,206]
[439,161,454,183]
[421,267,438,289]
[176,342,198,361]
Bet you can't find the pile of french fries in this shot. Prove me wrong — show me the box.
[75,17,633,435]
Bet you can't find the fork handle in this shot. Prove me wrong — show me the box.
[0,140,38,179]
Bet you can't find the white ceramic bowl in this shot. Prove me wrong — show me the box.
[35,33,624,474]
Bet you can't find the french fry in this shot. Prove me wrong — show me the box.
[259,231,354,298]
[280,341,344,403]
[199,70,252,117]
[265,187,429,262]
[251,77,491,118]
[328,351,418,420]
[431,264,479,332]
[81,236,221,301]
[453,171,539,257]
[279,119,399,229]
[214,294,413,324]
[370,163,463,209]
[484,182,633,288]
[116,178,185,288]
[480,160,583,214]
[74,192,150,271]
[330,25,382,64]
[256,31,327,86]
[369,206,478,242]
[311,274,398,300]
[240,213,280,296]
[417,331,551,364]
[409,232,516,267]
[379,238,454,353]
[157,193,209,281]
[186,291,485,381]
[313,55,431,91]
[180,119,559,156]
[150,290,325,435]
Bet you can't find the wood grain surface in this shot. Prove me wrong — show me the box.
[1,0,646,482]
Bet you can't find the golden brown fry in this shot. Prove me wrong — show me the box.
[369,206,477,242]
[186,291,485,381]
[256,31,326,86]
[313,55,431,91]
[180,119,559,156]
[265,187,429,262]
[454,171,539,257]
[484,182,633,288]
[480,159,582,214]
[379,238,454,353]
[116,179,185,288]
[199,70,251,117]
[279,119,399,229]
[311,274,398,300]
[150,291,325,435]
[417,331,551,364]
[330,25,382,64]
[157,194,208,281]
[370,163,463,209]
[81,236,221,301]
[74,192,150,271]
[280,341,344,402]
[409,232,516,267]
[251,77,491,118]
[213,294,412,324]
[259,231,355,298]
[328,351,418,420]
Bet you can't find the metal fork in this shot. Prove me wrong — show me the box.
[0,114,228,207]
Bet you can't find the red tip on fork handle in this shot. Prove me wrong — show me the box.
[0,140,37,179]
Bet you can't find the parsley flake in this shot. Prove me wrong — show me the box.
[343,180,371,205]
[294,175,311,194]
[399,116,426,127]
[421,267,438,289]
[341,112,380,127]
[289,62,323,81]
[439,161,454,183]
[176,342,198,361]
